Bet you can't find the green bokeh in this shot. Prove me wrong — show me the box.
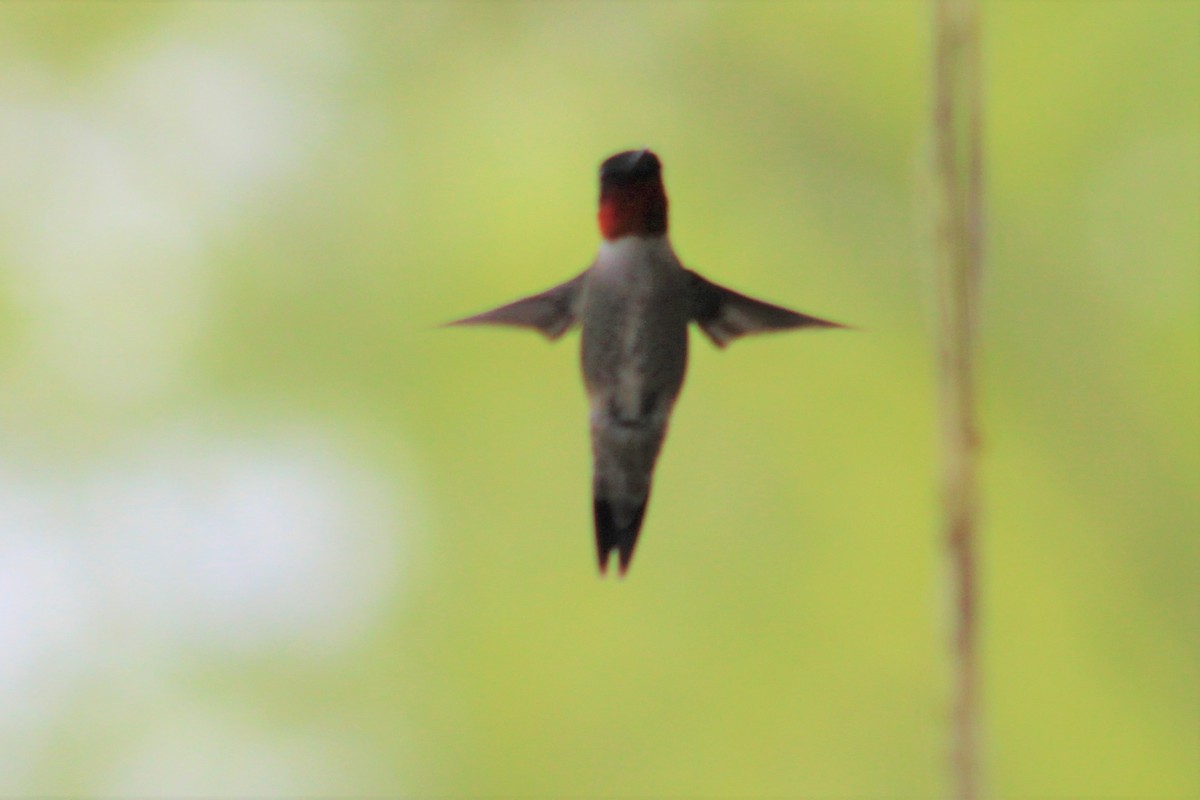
[0,1,1195,796]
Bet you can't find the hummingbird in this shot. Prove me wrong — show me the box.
[449,149,845,576]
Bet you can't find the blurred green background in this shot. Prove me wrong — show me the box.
[0,1,1196,796]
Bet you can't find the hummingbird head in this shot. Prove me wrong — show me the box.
[597,149,668,241]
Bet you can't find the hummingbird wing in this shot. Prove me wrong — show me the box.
[446,271,587,340]
[686,270,846,348]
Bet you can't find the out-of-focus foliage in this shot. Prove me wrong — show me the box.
[0,2,1195,796]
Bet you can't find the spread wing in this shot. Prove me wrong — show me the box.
[445,271,587,341]
[687,270,846,348]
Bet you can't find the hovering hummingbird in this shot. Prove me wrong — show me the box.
[449,149,845,576]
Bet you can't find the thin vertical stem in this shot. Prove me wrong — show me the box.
[931,0,984,798]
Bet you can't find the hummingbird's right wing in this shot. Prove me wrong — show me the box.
[446,271,587,341]
[686,270,845,348]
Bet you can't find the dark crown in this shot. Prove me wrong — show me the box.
[600,149,661,185]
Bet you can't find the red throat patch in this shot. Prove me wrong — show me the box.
[598,179,668,240]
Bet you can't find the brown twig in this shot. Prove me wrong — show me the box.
[931,0,984,797]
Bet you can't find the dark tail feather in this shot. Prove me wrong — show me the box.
[593,495,648,576]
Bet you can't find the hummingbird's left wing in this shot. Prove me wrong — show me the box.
[686,270,845,348]
[446,271,587,341]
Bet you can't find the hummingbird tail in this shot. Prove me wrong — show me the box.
[593,494,648,576]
